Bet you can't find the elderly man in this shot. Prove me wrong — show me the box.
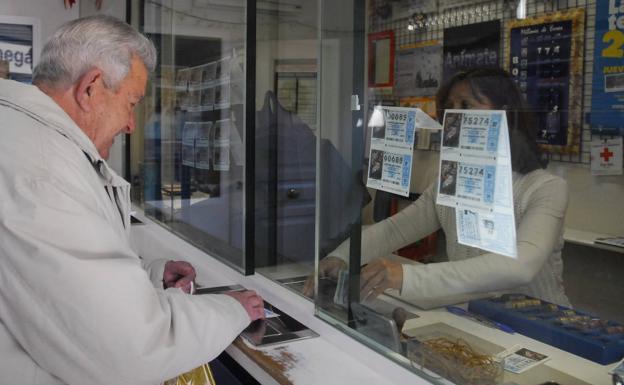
[0,15,263,385]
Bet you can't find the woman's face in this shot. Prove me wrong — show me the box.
[444,81,494,110]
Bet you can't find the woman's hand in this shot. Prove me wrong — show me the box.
[302,256,347,298]
[360,258,403,301]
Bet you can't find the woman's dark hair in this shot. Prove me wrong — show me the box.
[436,67,546,173]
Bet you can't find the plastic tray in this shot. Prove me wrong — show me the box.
[468,294,624,365]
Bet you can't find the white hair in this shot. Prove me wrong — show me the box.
[33,15,156,89]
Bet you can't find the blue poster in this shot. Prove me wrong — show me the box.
[591,0,624,133]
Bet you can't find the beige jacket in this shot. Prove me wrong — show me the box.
[0,79,250,385]
[331,169,570,308]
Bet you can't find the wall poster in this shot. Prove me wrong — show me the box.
[0,16,40,83]
[395,40,442,97]
[506,9,585,154]
[443,20,500,82]
[590,0,624,133]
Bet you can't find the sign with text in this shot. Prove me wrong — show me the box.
[590,0,624,133]
[591,137,623,175]
[0,16,40,82]
[443,20,500,82]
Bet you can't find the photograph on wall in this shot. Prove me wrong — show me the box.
[195,147,211,170]
[591,0,624,133]
[213,119,231,145]
[182,122,197,167]
[443,20,500,82]
[0,16,40,83]
[506,8,585,154]
[213,144,230,171]
[368,30,395,87]
[395,41,442,97]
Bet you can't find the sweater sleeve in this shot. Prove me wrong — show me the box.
[0,176,250,385]
[328,182,442,265]
[400,175,568,307]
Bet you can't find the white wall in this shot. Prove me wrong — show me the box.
[548,162,624,236]
[0,1,129,177]
[80,1,126,177]
[0,1,78,45]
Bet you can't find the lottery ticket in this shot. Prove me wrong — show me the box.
[366,148,413,197]
[456,209,517,257]
[501,347,549,374]
[366,106,440,197]
[436,109,516,258]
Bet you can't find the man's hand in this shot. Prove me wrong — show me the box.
[302,256,347,298]
[163,260,196,293]
[360,258,403,301]
[225,290,265,322]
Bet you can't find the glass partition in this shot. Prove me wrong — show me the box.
[132,1,624,383]
[314,0,624,384]
[135,0,250,272]
[252,1,321,289]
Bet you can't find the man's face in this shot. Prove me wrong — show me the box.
[90,56,148,159]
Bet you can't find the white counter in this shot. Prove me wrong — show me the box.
[130,212,423,385]
[131,211,620,385]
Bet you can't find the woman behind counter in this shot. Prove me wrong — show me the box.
[305,68,570,308]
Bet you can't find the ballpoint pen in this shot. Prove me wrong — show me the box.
[446,305,515,334]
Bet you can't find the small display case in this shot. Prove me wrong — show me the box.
[406,332,503,385]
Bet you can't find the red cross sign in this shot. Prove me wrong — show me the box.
[600,147,614,162]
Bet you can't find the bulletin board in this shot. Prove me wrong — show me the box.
[506,8,585,154]
[367,0,597,164]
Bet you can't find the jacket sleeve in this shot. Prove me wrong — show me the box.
[400,176,568,307]
[142,257,168,288]
[328,183,441,265]
[0,176,251,385]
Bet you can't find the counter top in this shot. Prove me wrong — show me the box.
[564,227,624,254]
[130,213,420,385]
[131,213,621,385]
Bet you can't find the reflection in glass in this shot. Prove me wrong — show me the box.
[137,0,247,270]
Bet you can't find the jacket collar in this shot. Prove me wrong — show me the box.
[0,79,125,186]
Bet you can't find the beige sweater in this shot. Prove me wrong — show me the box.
[331,169,571,308]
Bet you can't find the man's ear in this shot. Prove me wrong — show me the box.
[74,67,104,112]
